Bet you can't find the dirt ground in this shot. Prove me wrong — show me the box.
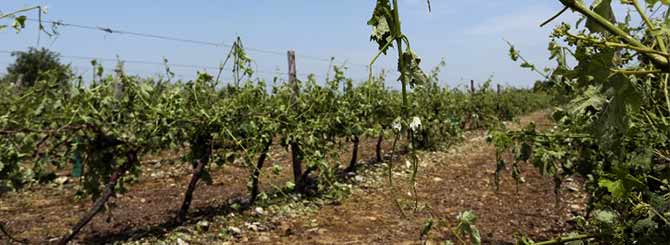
[0,111,587,244]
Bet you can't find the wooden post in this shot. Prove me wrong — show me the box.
[233,37,241,87]
[288,50,298,96]
[15,74,23,88]
[467,80,476,129]
[470,80,475,94]
[92,65,96,85]
[287,50,303,191]
[114,59,125,99]
[496,84,501,117]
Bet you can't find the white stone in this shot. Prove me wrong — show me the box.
[55,176,69,185]
[176,238,189,245]
[228,226,241,235]
[254,207,265,216]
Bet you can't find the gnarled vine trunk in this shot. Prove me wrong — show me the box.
[249,138,272,204]
[346,136,360,172]
[376,131,384,162]
[58,149,138,245]
[290,142,304,192]
[176,134,212,224]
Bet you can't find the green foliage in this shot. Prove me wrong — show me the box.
[400,50,428,88]
[0,6,45,33]
[420,218,434,240]
[454,210,481,245]
[2,47,73,88]
[0,4,555,241]
[367,0,396,54]
[495,1,670,244]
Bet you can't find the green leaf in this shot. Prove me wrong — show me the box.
[420,219,433,238]
[632,216,658,234]
[272,163,282,175]
[470,227,481,245]
[647,0,670,6]
[457,210,477,227]
[601,76,641,135]
[598,178,626,199]
[509,45,520,61]
[456,210,481,245]
[368,0,395,54]
[400,50,428,88]
[586,0,615,34]
[520,62,534,69]
[285,181,295,191]
[12,16,26,32]
[568,85,606,114]
[593,209,617,224]
[571,46,616,87]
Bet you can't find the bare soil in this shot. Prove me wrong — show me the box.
[0,111,587,244]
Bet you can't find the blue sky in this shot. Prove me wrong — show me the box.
[0,1,579,88]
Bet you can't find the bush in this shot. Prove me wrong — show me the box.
[2,47,72,88]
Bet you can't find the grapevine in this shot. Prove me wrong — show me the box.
[1,3,554,244]
[491,0,670,243]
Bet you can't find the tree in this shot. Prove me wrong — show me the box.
[3,47,72,88]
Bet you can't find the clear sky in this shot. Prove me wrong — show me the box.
[0,1,579,88]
